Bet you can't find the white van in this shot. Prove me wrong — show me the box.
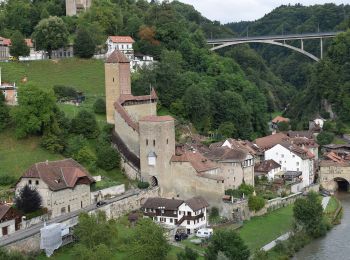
[196,228,213,238]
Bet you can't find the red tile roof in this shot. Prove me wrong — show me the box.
[272,116,290,124]
[255,133,289,150]
[108,36,135,43]
[0,37,33,47]
[0,204,10,220]
[254,159,281,173]
[21,159,95,191]
[171,150,218,173]
[185,196,209,211]
[204,146,248,162]
[140,115,174,122]
[114,101,139,132]
[106,50,130,63]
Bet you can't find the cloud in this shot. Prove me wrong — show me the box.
[178,0,350,23]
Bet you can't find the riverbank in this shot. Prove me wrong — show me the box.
[258,195,342,259]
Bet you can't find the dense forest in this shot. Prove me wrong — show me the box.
[1,1,350,139]
[227,4,350,128]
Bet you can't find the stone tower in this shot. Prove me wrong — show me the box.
[66,0,92,16]
[139,116,175,188]
[105,50,131,124]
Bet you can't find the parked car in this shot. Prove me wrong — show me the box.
[175,232,188,241]
[96,200,107,207]
[196,228,213,238]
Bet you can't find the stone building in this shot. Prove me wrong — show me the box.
[16,159,95,218]
[65,0,91,16]
[106,50,226,207]
[254,159,281,180]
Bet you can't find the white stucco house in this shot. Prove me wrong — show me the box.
[106,36,135,60]
[264,143,315,188]
[16,159,95,218]
[254,159,281,180]
[142,196,209,235]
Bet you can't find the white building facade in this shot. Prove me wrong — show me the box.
[265,144,314,188]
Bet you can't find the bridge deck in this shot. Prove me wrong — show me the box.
[207,31,342,44]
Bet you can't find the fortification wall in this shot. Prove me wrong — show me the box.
[124,102,156,122]
[114,111,140,156]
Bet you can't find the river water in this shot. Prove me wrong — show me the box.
[294,192,350,260]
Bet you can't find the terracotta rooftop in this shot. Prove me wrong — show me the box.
[272,116,289,124]
[171,150,218,173]
[106,50,130,63]
[255,133,289,150]
[108,36,134,43]
[140,115,174,122]
[280,142,315,160]
[320,160,350,167]
[0,37,32,47]
[204,146,248,162]
[21,159,95,191]
[114,101,139,132]
[142,197,184,210]
[254,159,281,173]
[0,204,10,220]
[119,88,158,105]
[324,151,345,163]
[185,196,209,211]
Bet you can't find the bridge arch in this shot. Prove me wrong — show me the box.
[333,177,349,192]
[210,40,319,62]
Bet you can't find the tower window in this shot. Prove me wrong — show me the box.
[167,139,168,144]
[146,139,148,146]
[113,77,114,82]
[153,140,155,146]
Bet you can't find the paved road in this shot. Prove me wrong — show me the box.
[0,189,139,247]
[261,232,291,251]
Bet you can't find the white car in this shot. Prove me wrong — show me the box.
[196,228,213,238]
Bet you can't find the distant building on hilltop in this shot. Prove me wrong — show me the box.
[0,68,17,105]
[65,0,91,16]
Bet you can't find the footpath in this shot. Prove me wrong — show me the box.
[261,196,331,251]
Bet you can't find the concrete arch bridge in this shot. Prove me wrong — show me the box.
[208,31,343,62]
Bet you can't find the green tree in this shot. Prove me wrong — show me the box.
[12,85,56,138]
[73,27,96,58]
[32,16,69,59]
[70,110,99,139]
[74,146,97,167]
[127,218,170,260]
[277,121,290,132]
[93,98,106,114]
[206,229,250,260]
[316,131,335,146]
[9,30,30,59]
[248,195,266,212]
[15,185,42,214]
[293,191,328,238]
[177,246,198,260]
[0,93,10,131]
[65,135,88,157]
[218,122,236,138]
[72,243,113,260]
[96,144,120,171]
[74,211,118,249]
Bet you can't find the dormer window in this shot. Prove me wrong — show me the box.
[148,151,157,166]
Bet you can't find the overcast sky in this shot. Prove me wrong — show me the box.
[178,0,350,23]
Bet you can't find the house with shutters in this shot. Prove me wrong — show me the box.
[141,196,209,234]
[15,159,95,218]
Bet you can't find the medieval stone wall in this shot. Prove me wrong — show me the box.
[124,102,157,122]
[320,164,350,191]
[114,111,140,156]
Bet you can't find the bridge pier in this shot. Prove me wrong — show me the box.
[301,39,304,51]
[320,38,323,59]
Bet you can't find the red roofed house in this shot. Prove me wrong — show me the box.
[0,204,22,237]
[106,36,135,60]
[15,159,95,218]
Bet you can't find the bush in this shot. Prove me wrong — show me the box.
[74,146,97,167]
[316,131,335,146]
[248,195,265,212]
[93,98,106,114]
[65,135,88,157]
[138,181,150,189]
[53,85,78,101]
[210,206,219,220]
[15,185,42,214]
[225,189,243,198]
[0,174,17,186]
[96,145,121,171]
[70,110,99,139]
[239,183,254,196]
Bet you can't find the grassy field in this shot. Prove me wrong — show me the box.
[239,205,294,251]
[1,59,105,96]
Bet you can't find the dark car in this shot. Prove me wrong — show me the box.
[175,232,188,241]
[96,200,107,207]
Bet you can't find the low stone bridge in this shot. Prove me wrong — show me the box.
[320,161,350,191]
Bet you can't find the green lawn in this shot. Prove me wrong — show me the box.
[332,137,348,145]
[239,205,294,251]
[1,59,105,96]
[0,129,63,180]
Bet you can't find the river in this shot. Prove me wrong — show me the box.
[294,192,350,260]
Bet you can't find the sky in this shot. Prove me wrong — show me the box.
[178,0,350,23]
